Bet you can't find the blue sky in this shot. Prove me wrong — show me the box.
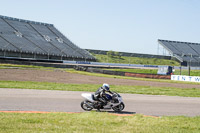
[0,0,200,54]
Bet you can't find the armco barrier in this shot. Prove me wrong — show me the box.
[85,67,170,79]
[125,73,171,79]
[86,68,125,76]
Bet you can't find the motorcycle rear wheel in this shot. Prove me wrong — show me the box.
[81,101,93,111]
[112,102,125,112]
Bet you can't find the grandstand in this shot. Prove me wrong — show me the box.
[158,39,200,66]
[0,15,96,62]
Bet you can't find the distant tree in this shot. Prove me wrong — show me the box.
[115,52,121,59]
[107,50,115,58]
[115,52,119,56]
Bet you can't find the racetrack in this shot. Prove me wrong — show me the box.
[1,88,200,116]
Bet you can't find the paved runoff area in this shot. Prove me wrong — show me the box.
[0,88,200,116]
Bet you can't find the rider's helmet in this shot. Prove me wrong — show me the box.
[102,83,110,91]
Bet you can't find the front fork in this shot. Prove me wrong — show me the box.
[84,101,94,109]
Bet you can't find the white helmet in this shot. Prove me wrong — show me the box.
[102,83,110,91]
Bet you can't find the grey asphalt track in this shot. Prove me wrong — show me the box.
[0,88,200,116]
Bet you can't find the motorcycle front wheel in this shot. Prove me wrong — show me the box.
[81,101,93,111]
[112,102,125,112]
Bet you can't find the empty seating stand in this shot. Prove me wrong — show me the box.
[158,39,200,66]
[0,15,96,61]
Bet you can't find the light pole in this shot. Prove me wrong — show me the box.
[180,53,185,75]
[188,53,192,76]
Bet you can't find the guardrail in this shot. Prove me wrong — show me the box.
[63,60,200,70]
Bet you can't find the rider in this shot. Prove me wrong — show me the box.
[94,83,113,107]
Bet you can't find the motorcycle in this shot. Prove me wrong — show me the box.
[80,92,125,112]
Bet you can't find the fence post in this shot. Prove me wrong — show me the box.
[188,61,191,76]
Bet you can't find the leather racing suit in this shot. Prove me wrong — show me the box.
[94,87,113,105]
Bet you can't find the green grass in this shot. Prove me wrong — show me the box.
[0,112,200,133]
[1,81,200,97]
[0,63,55,70]
[94,54,180,66]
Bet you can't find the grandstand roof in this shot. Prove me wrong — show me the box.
[158,39,200,66]
[0,15,95,61]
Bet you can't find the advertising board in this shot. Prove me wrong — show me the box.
[171,75,200,83]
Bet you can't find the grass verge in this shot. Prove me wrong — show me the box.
[0,63,55,70]
[94,54,180,66]
[0,112,200,133]
[1,81,200,97]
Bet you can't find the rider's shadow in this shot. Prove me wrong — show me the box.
[101,111,136,115]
